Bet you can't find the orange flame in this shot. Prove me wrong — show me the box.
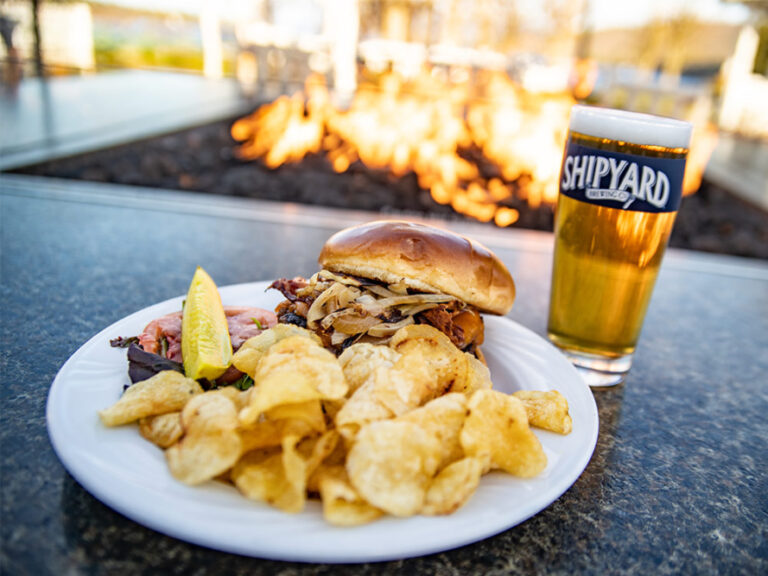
[232,68,710,225]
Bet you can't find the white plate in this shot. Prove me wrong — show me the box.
[47,281,598,564]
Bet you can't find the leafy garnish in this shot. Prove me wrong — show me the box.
[126,343,184,384]
[251,318,263,329]
[109,336,139,349]
[230,373,254,391]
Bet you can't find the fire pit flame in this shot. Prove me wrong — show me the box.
[232,69,711,226]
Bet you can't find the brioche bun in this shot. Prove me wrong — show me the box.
[318,220,515,315]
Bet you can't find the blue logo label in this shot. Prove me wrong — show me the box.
[559,139,686,213]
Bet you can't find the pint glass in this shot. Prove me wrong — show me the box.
[547,106,692,386]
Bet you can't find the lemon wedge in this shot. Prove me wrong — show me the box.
[181,267,232,381]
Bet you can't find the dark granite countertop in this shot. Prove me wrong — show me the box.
[2,175,767,575]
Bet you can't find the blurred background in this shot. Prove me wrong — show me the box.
[1,1,767,256]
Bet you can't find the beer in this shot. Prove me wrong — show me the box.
[547,107,692,386]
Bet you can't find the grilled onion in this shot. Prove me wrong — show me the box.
[291,272,465,350]
[322,308,382,334]
[366,316,415,337]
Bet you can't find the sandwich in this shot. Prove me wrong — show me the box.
[269,220,515,359]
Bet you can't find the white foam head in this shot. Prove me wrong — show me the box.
[569,105,693,150]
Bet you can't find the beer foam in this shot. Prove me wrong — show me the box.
[569,106,692,150]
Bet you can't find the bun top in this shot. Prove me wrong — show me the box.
[318,220,515,315]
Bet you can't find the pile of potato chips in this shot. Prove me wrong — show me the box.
[100,324,572,525]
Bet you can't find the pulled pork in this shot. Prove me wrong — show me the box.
[269,271,484,356]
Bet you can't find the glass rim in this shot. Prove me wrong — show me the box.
[569,105,693,150]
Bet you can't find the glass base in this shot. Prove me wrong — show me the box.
[557,348,633,388]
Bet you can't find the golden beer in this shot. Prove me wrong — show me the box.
[547,107,691,386]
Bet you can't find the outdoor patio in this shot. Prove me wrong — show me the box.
[2,1,768,574]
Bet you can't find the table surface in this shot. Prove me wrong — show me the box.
[2,174,767,575]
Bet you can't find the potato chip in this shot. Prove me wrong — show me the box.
[139,411,183,448]
[513,390,573,434]
[422,457,484,515]
[165,392,242,485]
[460,389,547,477]
[213,385,252,410]
[448,353,493,395]
[232,434,307,513]
[372,351,442,416]
[232,324,321,377]
[239,336,348,425]
[239,417,315,453]
[347,420,441,517]
[113,298,572,526]
[304,430,339,472]
[334,379,393,441]
[320,398,344,422]
[318,429,349,468]
[389,325,468,393]
[266,400,326,433]
[338,343,400,394]
[99,370,202,427]
[399,393,467,468]
[317,465,384,526]
[232,450,291,510]
[280,434,308,510]
[238,420,281,452]
[302,430,341,493]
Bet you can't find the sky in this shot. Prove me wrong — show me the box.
[102,0,752,30]
[581,0,750,29]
